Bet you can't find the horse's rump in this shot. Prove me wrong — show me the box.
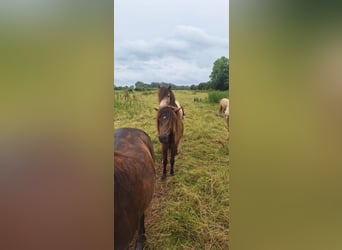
[219,98,229,114]
[224,105,229,117]
[114,128,155,161]
[114,128,156,250]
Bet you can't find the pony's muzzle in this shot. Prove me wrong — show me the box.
[158,134,168,143]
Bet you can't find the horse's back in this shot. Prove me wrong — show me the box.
[115,128,155,160]
[174,107,184,146]
[114,128,156,250]
[175,100,184,120]
[159,99,184,120]
[220,98,229,107]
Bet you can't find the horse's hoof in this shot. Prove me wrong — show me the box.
[161,175,167,181]
[170,172,175,176]
[135,241,145,250]
[135,234,146,250]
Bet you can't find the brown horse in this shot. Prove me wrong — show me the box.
[157,85,184,120]
[156,106,184,180]
[114,128,156,250]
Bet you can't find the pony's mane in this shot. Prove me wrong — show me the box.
[157,105,179,116]
[157,106,175,122]
[158,86,176,106]
[156,106,181,134]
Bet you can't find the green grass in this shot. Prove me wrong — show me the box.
[114,89,229,249]
[208,91,229,104]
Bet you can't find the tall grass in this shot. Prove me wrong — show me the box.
[114,90,229,249]
[208,91,229,104]
[114,90,148,119]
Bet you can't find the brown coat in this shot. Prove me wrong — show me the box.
[156,106,184,179]
[114,128,156,250]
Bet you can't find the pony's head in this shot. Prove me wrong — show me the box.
[156,106,181,144]
[158,85,175,107]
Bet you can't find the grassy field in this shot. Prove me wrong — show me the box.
[114,89,229,249]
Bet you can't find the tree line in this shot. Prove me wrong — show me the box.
[114,56,229,91]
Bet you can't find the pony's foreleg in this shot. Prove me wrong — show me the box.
[135,214,146,250]
[161,144,168,180]
[226,115,230,131]
[170,146,177,176]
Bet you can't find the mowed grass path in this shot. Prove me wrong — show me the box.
[114,90,229,249]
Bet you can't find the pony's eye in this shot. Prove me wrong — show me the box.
[167,94,170,98]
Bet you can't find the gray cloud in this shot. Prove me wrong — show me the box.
[115,56,211,85]
[114,0,229,86]
[173,25,227,48]
[117,25,227,60]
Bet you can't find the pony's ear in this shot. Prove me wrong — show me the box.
[168,85,171,90]
[154,107,159,111]
[158,85,160,89]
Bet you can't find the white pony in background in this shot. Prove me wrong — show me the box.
[219,98,229,130]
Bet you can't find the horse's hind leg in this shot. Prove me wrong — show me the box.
[135,214,146,250]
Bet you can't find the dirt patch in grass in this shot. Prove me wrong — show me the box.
[128,160,173,249]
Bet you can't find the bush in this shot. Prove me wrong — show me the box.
[208,91,228,104]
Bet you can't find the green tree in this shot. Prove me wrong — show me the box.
[150,82,160,88]
[190,84,197,90]
[135,81,145,88]
[135,81,151,91]
[198,82,210,90]
[209,56,229,90]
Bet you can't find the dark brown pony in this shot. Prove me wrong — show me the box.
[157,85,184,119]
[114,128,156,250]
[156,106,184,180]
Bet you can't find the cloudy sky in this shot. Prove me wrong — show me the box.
[114,0,229,86]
